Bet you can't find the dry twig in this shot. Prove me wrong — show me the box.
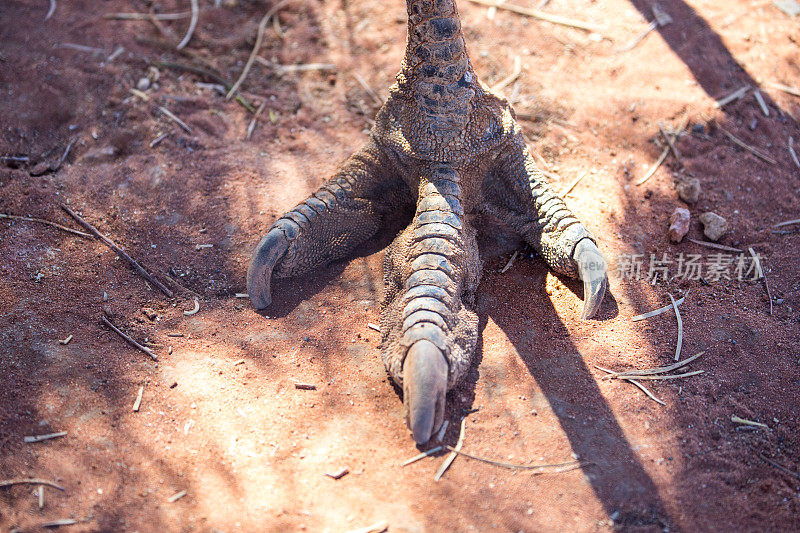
[636,146,669,185]
[713,85,749,108]
[444,446,586,473]
[176,0,199,50]
[659,123,682,166]
[719,127,777,165]
[668,294,683,361]
[749,247,772,315]
[631,295,685,321]
[24,432,67,443]
[434,417,466,481]
[491,55,522,94]
[158,106,193,134]
[774,218,800,228]
[500,250,519,273]
[367,323,381,332]
[167,490,187,502]
[731,415,768,429]
[353,72,384,107]
[101,315,158,360]
[401,446,443,467]
[687,238,743,253]
[788,137,800,169]
[0,213,91,238]
[227,0,292,99]
[559,171,587,197]
[347,521,389,533]
[105,11,191,20]
[61,204,174,297]
[42,519,77,528]
[753,89,769,117]
[759,453,800,480]
[133,386,144,412]
[247,101,267,140]
[766,81,800,98]
[0,478,65,491]
[600,351,705,379]
[46,0,56,21]
[467,0,602,32]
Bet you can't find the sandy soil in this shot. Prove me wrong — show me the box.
[2,0,800,531]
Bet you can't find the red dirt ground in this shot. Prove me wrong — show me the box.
[2,0,800,531]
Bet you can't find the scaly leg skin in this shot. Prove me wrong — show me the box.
[381,167,480,443]
[482,134,608,319]
[247,139,410,309]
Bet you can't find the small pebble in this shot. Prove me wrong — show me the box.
[676,177,701,204]
[668,207,691,243]
[699,211,728,241]
[136,77,151,91]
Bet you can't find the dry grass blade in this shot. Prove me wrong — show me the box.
[731,415,768,429]
[436,419,450,441]
[24,432,67,443]
[246,101,267,140]
[46,0,56,21]
[774,218,800,228]
[615,369,705,381]
[753,89,769,117]
[767,81,800,97]
[559,171,587,197]
[0,213,91,238]
[444,446,586,472]
[0,478,65,491]
[659,123,682,165]
[158,106,193,134]
[713,85,749,108]
[602,350,705,379]
[687,238,743,252]
[101,315,158,360]
[788,137,800,169]
[61,204,174,297]
[748,247,771,311]
[500,250,519,273]
[254,58,336,73]
[628,379,665,405]
[631,295,685,321]
[105,11,191,20]
[434,417,466,481]
[759,453,800,480]
[467,0,602,32]
[42,519,77,528]
[347,520,389,533]
[614,20,657,54]
[227,0,292,99]
[401,446,443,466]
[669,294,683,361]
[353,72,384,107]
[636,145,669,185]
[719,127,777,165]
[167,490,187,502]
[176,0,198,50]
[491,55,522,94]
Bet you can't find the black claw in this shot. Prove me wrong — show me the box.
[403,340,448,444]
[246,228,291,310]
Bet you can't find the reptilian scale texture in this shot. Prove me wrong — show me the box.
[247,0,607,442]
